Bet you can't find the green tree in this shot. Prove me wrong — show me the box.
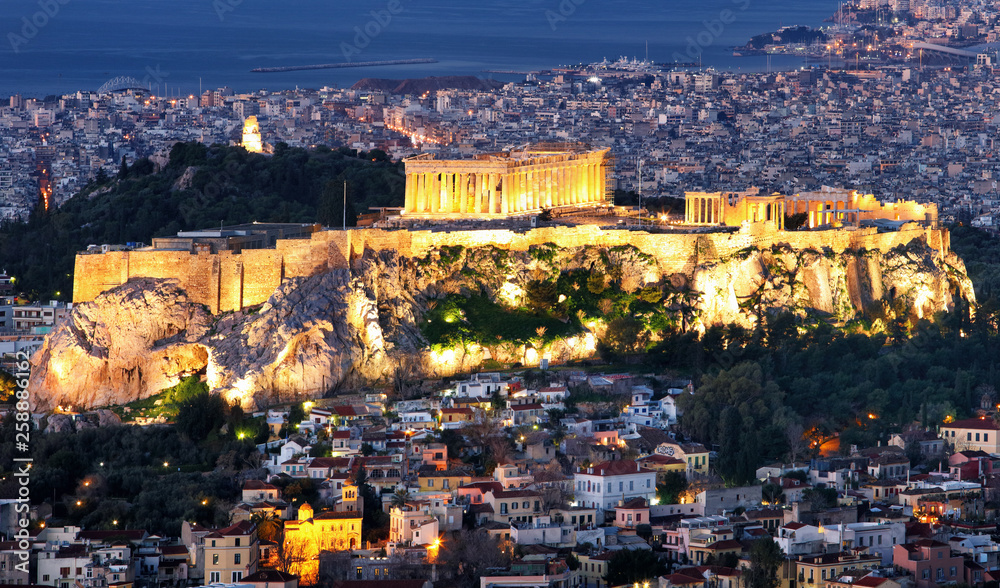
[603,316,649,354]
[286,402,306,431]
[656,471,688,505]
[174,392,226,442]
[525,280,558,314]
[250,510,281,543]
[603,549,668,586]
[745,537,784,588]
[439,530,512,588]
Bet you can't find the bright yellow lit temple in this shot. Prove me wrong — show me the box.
[402,143,611,218]
[684,186,938,230]
[242,116,263,153]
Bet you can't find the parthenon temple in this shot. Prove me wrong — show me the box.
[684,186,938,230]
[402,144,611,218]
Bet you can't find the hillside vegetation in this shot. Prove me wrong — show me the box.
[0,142,405,300]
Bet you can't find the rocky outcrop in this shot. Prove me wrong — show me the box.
[28,238,975,412]
[692,241,974,326]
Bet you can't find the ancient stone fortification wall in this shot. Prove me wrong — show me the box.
[73,223,949,314]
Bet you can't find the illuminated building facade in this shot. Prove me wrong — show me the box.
[402,144,611,218]
[684,186,938,230]
[282,503,362,584]
[242,116,263,153]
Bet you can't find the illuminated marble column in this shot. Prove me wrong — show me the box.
[593,163,600,203]
[517,171,531,210]
[558,166,567,206]
[404,174,414,213]
[488,173,498,214]
[415,173,426,213]
[471,174,481,214]
[458,173,468,214]
[501,174,510,215]
[542,168,551,208]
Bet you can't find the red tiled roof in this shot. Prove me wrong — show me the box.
[853,577,890,588]
[217,520,255,536]
[511,403,544,411]
[243,480,279,491]
[579,460,651,476]
[943,417,1000,431]
[309,457,352,470]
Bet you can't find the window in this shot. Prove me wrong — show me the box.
[968,433,973,441]
[619,482,624,492]
[356,567,363,580]
[211,540,216,547]
[428,480,434,487]
[43,576,49,582]
[232,572,243,583]
[976,433,981,441]
[629,481,634,491]
[212,555,219,565]
[234,554,241,565]
[209,572,220,583]
[235,538,241,547]
[986,434,990,442]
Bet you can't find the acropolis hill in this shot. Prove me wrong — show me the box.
[29,179,975,412]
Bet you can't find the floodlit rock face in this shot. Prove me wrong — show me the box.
[30,237,975,411]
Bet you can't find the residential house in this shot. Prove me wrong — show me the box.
[573,460,656,513]
[389,504,440,546]
[867,455,910,480]
[948,451,995,481]
[940,417,1000,454]
[888,431,944,457]
[795,552,880,587]
[654,442,710,477]
[418,469,473,493]
[242,481,281,504]
[484,489,544,525]
[201,520,259,585]
[440,408,475,429]
[614,498,650,529]
[892,540,964,588]
[510,404,545,426]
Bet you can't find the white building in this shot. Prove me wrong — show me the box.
[510,517,576,547]
[389,504,440,546]
[573,460,656,513]
[826,522,905,565]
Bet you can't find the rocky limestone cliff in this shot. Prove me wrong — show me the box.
[29,237,975,411]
